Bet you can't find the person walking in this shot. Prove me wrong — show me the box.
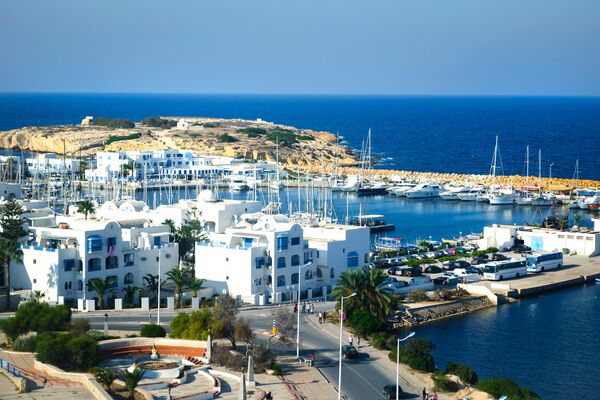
[356,336,361,347]
[294,302,298,313]
[318,311,323,324]
[433,392,438,400]
[422,387,427,400]
[301,302,306,313]
[348,334,353,346]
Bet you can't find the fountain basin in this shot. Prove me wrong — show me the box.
[128,357,184,379]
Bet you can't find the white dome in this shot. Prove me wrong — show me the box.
[198,189,217,202]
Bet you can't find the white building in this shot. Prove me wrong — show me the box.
[176,119,190,130]
[25,153,85,177]
[11,215,179,307]
[195,212,371,305]
[477,223,600,256]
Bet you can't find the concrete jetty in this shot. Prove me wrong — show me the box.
[469,255,600,298]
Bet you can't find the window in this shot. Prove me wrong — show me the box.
[276,234,289,251]
[64,282,69,290]
[77,260,83,272]
[63,259,75,272]
[291,273,299,285]
[277,275,286,287]
[77,280,83,291]
[243,238,253,248]
[154,236,161,247]
[105,256,118,269]
[124,253,134,267]
[255,257,265,269]
[291,255,300,267]
[87,235,103,252]
[267,276,272,287]
[124,273,134,285]
[277,256,286,269]
[291,237,300,246]
[347,251,359,268]
[305,270,313,280]
[330,268,335,279]
[304,251,311,264]
[107,237,117,248]
[88,258,101,272]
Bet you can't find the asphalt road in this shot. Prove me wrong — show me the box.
[70,305,418,400]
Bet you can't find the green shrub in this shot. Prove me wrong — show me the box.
[35,332,71,370]
[270,361,281,375]
[68,335,99,371]
[217,133,238,143]
[432,288,453,301]
[140,324,166,338]
[237,127,267,137]
[432,371,460,392]
[407,290,429,302]
[169,308,213,340]
[69,319,91,337]
[12,335,37,352]
[446,362,478,385]
[0,318,21,344]
[105,133,141,145]
[0,302,72,342]
[91,117,135,129]
[371,332,393,350]
[141,117,177,128]
[203,122,219,128]
[93,367,117,389]
[389,337,436,373]
[476,377,540,400]
[348,309,381,338]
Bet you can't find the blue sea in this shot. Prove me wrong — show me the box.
[2,93,600,398]
[1,93,600,180]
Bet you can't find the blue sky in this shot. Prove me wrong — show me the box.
[1,0,599,95]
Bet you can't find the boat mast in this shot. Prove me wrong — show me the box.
[489,135,499,177]
[525,145,530,184]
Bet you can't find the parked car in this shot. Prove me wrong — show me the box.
[444,260,470,270]
[423,265,443,274]
[342,345,359,359]
[463,243,478,251]
[470,257,487,266]
[400,266,423,277]
[464,265,483,275]
[490,253,509,261]
[382,384,402,399]
[433,272,459,286]
[425,251,437,259]
[511,244,532,254]
[387,267,399,275]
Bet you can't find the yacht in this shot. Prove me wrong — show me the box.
[228,177,250,192]
[458,188,486,202]
[388,182,416,197]
[341,176,360,192]
[488,188,517,205]
[405,183,442,199]
[440,186,470,200]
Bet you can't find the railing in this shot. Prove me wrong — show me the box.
[0,358,23,378]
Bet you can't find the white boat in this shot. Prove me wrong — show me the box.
[458,188,486,202]
[341,176,360,192]
[488,188,517,205]
[270,181,284,191]
[229,177,250,191]
[440,187,470,200]
[476,192,490,202]
[388,183,416,197]
[405,183,442,199]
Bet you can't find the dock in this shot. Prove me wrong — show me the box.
[469,255,600,298]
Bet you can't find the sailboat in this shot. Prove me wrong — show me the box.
[356,128,387,196]
[270,139,284,191]
[487,135,517,205]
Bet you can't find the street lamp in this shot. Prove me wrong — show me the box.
[157,247,162,325]
[396,332,415,400]
[549,163,554,180]
[296,262,312,359]
[338,292,356,400]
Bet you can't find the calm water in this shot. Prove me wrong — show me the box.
[1,94,600,179]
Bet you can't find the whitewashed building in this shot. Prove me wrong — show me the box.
[11,215,179,307]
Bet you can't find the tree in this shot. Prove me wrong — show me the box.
[69,319,91,337]
[234,317,255,351]
[212,294,239,348]
[122,286,142,306]
[86,276,116,309]
[389,337,436,373]
[347,309,381,338]
[169,307,213,340]
[331,266,392,318]
[476,377,540,400]
[77,200,95,220]
[119,367,146,399]
[67,335,99,370]
[0,239,23,310]
[32,290,46,302]
[573,212,582,227]
[0,194,27,241]
[188,278,206,298]
[140,324,166,338]
[175,208,207,264]
[163,219,176,241]
[446,362,478,385]
[143,273,162,305]
[165,267,191,308]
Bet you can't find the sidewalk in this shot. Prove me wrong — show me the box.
[277,354,339,400]
[305,313,452,399]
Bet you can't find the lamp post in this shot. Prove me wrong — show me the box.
[549,163,554,180]
[157,247,162,325]
[296,262,311,359]
[396,332,415,400]
[338,292,356,400]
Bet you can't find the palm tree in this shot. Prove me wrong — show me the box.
[119,367,145,398]
[77,200,95,220]
[143,273,162,305]
[332,266,392,318]
[163,219,176,241]
[122,286,142,306]
[86,276,116,309]
[188,278,206,298]
[0,239,23,310]
[573,212,582,227]
[32,290,45,302]
[165,268,191,308]
[94,367,116,389]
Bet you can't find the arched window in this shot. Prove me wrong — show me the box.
[267,276,272,287]
[291,255,300,267]
[277,275,286,287]
[277,257,286,269]
[105,255,118,269]
[64,282,69,290]
[316,268,323,278]
[347,251,359,268]
[77,280,83,291]
[88,258,101,272]
[106,275,118,289]
[291,273,299,285]
[305,270,313,280]
[124,273,134,285]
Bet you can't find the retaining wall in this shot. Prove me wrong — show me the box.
[33,360,111,400]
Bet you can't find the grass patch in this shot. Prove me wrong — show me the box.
[217,133,238,143]
[91,117,135,129]
[105,133,142,145]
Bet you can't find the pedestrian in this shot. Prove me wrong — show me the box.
[422,387,427,400]
[311,352,315,366]
[425,388,429,400]
[318,311,323,324]
[348,334,353,346]
[310,303,315,314]
[294,302,298,313]
[433,392,438,400]
[357,336,361,347]
[301,302,306,313]
[322,310,327,321]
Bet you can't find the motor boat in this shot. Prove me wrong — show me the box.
[405,183,442,199]
[459,188,486,202]
[488,188,517,205]
[229,177,250,191]
[440,186,470,200]
[341,176,360,192]
[387,182,416,197]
